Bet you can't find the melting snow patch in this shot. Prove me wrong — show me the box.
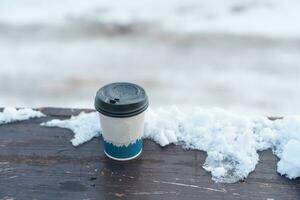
[41,106,300,183]
[277,139,300,179]
[0,107,45,124]
[41,112,100,146]
[144,106,261,183]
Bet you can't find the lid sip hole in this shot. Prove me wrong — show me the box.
[109,99,116,104]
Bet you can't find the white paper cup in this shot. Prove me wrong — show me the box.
[95,82,148,161]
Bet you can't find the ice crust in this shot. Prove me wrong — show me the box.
[42,106,300,183]
[0,107,45,124]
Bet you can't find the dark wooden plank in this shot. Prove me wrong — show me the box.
[0,108,299,200]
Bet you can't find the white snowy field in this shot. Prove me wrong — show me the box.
[0,0,300,115]
[1,0,300,37]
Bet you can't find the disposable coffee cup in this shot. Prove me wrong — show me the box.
[94,82,149,161]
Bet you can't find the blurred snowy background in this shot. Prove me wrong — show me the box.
[0,0,299,115]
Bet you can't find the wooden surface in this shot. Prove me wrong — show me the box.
[0,108,299,200]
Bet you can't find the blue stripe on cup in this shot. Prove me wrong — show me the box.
[104,139,143,160]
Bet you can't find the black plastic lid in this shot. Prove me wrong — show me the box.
[94,82,149,118]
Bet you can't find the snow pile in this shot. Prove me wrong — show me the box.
[0,107,45,124]
[144,107,300,182]
[41,112,100,146]
[144,107,261,183]
[42,106,300,182]
[277,139,300,179]
[254,116,300,179]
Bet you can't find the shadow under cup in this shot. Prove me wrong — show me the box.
[94,82,149,161]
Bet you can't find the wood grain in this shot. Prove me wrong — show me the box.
[0,108,299,200]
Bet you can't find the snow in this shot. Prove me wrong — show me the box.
[1,1,299,182]
[144,106,259,183]
[42,106,300,183]
[0,107,45,124]
[41,112,100,146]
[1,1,300,115]
[277,139,300,179]
[1,0,300,37]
